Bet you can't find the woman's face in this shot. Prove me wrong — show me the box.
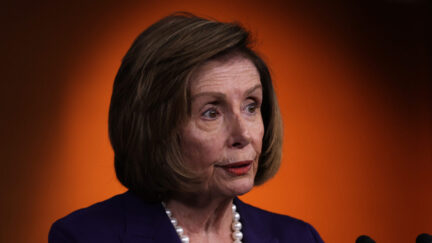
[180,54,264,198]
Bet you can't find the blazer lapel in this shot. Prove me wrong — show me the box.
[234,197,278,243]
[122,191,180,243]
[151,212,182,243]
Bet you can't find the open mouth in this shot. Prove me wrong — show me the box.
[217,160,253,176]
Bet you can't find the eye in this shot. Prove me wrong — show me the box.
[201,107,220,120]
[245,102,259,114]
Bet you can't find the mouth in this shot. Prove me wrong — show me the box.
[216,160,253,176]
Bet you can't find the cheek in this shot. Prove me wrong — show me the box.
[181,128,222,169]
[252,119,265,153]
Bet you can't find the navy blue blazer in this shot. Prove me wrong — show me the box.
[49,191,324,242]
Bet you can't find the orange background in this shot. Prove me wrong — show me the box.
[1,1,431,242]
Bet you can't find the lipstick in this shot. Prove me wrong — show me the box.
[218,161,252,176]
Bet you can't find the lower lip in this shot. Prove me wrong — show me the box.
[221,163,252,176]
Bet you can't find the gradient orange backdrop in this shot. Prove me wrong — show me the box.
[1,1,431,243]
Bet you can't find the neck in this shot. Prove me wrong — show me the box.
[165,193,234,235]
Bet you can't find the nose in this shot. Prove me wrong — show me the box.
[227,113,251,149]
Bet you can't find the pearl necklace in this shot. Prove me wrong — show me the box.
[162,202,243,243]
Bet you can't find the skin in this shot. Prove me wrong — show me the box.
[166,54,264,242]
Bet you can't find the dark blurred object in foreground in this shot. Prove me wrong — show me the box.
[417,233,432,243]
[356,235,375,243]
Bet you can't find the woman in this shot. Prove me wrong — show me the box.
[49,13,324,243]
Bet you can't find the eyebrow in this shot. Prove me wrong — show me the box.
[191,84,262,101]
[245,84,263,96]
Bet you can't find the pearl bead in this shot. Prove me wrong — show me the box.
[175,226,184,235]
[163,201,242,243]
[233,212,240,221]
[170,218,178,226]
[232,221,242,231]
[180,235,190,243]
[232,231,243,240]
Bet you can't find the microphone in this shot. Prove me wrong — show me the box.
[356,235,376,243]
[417,233,432,243]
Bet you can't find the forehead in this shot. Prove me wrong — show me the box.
[189,55,260,94]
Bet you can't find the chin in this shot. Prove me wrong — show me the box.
[225,176,255,197]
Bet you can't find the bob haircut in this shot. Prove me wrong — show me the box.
[109,12,283,201]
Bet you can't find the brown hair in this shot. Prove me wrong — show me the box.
[108,12,283,201]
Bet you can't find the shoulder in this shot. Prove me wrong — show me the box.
[48,192,131,243]
[235,198,324,242]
